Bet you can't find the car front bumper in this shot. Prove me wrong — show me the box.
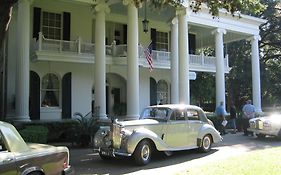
[248,128,278,136]
[94,148,132,157]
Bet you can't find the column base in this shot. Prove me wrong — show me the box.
[95,115,111,123]
[255,108,263,116]
[125,115,140,120]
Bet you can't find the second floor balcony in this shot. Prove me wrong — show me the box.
[31,32,230,73]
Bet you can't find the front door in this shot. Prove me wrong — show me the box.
[164,109,189,148]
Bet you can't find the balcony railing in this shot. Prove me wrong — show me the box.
[32,33,229,72]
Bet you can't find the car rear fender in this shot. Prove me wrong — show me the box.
[197,124,222,144]
[126,128,168,154]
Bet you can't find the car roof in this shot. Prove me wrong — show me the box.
[148,104,203,111]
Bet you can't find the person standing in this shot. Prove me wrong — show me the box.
[230,103,237,134]
[242,100,256,136]
[215,101,227,135]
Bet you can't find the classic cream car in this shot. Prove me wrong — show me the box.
[248,114,281,139]
[94,104,222,165]
[0,121,74,175]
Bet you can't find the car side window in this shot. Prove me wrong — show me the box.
[0,132,7,152]
[171,110,186,121]
[187,110,200,121]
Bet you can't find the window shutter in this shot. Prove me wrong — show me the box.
[151,28,156,50]
[189,33,196,54]
[33,7,41,40]
[123,24,127,44]
[62,73,72,119]
[63,12,71,41]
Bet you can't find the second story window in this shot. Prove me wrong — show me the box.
[156,31,168,51]
[42,11,62,40]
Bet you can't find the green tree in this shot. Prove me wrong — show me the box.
[226,0,281,109]
[259,0,281,106]
[190,72,215,110]
[0,0,17,49]
[226,40,252,109]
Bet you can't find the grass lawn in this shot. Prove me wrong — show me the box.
[177,147,281,175]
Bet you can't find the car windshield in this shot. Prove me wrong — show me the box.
[140,107,171,122]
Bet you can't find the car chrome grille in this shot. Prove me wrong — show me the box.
[251,120,263,130]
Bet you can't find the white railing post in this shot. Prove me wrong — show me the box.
[201,52,204,65]
[78,37,81,54]
[112,40,116,56]
[38,32,42,51]
[59,40,62,52]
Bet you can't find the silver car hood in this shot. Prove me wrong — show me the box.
[250,115,281,122]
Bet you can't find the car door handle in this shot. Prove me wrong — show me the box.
[3,158,14,163]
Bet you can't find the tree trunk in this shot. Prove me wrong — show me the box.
[0,0,18,49]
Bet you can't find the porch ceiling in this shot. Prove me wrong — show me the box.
[189,24,251,48]
[66,0,252,47]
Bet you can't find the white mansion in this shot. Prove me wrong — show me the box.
[3,0,266,121]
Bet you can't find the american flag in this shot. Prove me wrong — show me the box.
[144,42,153,71]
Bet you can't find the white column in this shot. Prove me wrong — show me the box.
[213,28,226,108]
[123,0,139,119]
[250,35,262,112]
[94,2,110,119]
[15,0,31,121]
[177,7,189,104]
[171,17,179,104]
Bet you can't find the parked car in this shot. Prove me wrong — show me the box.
[248,113,281,139]
[0,121,74,175]
[94,104,222,165]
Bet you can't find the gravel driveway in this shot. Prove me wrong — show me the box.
[69,132,281,175]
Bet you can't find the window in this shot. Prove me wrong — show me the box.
[157,80,168,104]
[42,11,62,39]
[156,31,168,51]
[41,73,60,107]
[187,110,199,120]
[171,110,186,121]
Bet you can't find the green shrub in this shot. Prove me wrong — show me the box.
[19,125,49,143]
[73,112,98,147]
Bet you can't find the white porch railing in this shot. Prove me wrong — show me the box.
[33,33,229,70]
[37,32,79,53]
[190,54,229,68]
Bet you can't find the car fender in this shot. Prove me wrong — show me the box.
[126,128,169,154]
[197,124,222,144]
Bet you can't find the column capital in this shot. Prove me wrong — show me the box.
[176,7,187,16]
[212,28,226,35]
[92,2,110,14]
[123,0,137,7]
[247,35,261,42]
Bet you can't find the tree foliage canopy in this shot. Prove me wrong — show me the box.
[226,0,281,109]
[1,0,265,48]
[135,0,265,16]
